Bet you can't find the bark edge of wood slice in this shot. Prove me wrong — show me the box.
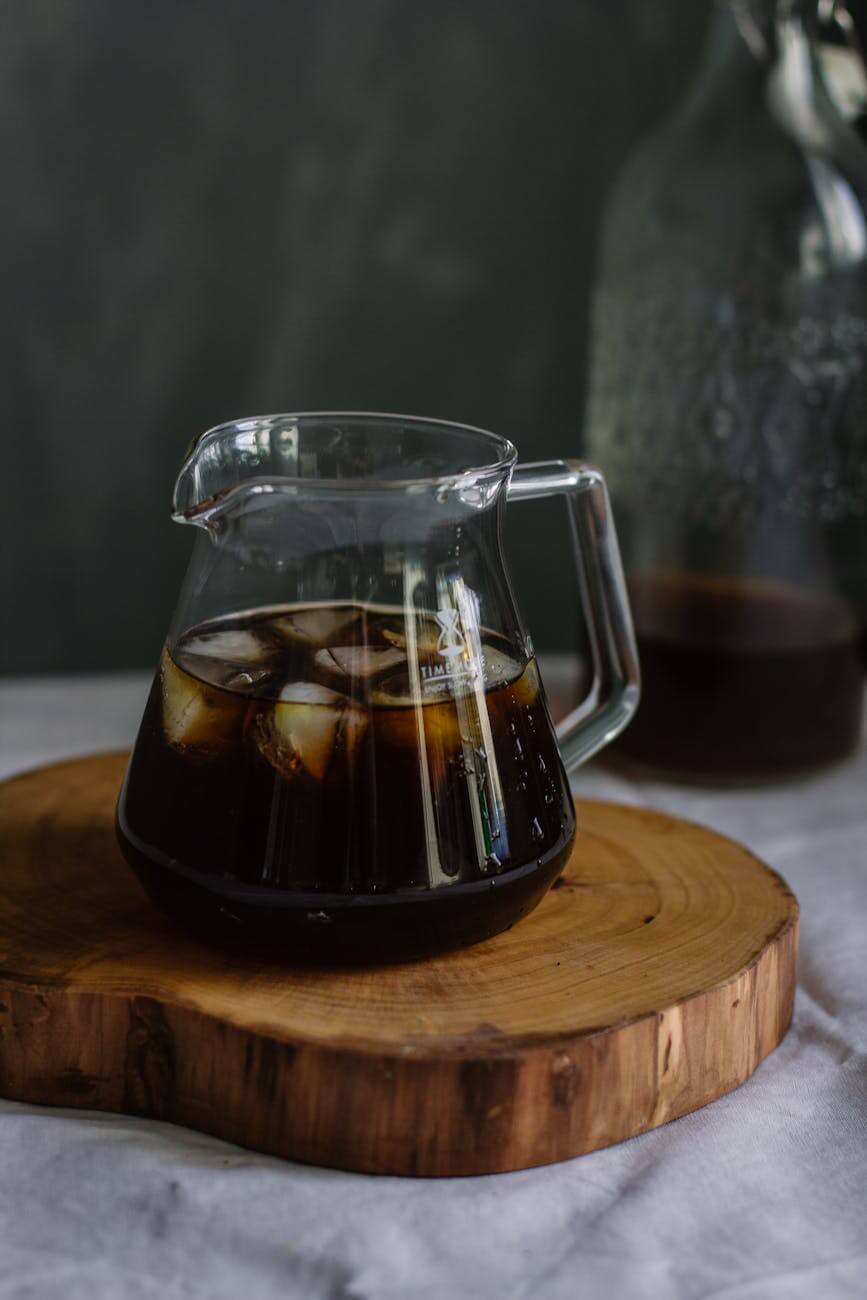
[0,753,798,1177]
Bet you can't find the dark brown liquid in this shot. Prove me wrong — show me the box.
[610,572,864,781]
[117,603,575,961]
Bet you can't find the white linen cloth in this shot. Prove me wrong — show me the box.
[0,671,865,1300]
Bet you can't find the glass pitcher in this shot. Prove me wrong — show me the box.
[116,413,638,962]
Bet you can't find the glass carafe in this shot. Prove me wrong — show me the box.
[586,0,867,781]
[117,413,638,962]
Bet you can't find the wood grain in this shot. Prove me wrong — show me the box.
[0,753,798,1176]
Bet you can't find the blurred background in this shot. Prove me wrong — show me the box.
[0,0,709,675]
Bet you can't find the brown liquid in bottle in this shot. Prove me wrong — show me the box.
[609,572,864,781]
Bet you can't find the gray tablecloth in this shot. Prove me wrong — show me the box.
[1,672,865,1300]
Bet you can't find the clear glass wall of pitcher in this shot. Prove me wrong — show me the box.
[116,413,639,961]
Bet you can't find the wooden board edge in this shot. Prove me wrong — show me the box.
[0,907,798,1177]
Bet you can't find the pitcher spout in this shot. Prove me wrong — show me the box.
[171,412,516,527]
[172,415,304,526]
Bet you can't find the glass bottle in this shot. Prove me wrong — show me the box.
[586,0,867,781]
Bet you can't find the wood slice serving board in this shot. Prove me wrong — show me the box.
[0,753,798,1177]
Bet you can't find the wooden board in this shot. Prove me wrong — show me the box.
[0,753,798,1177]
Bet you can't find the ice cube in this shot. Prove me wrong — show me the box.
[369,672,419,709]
[221,667,275,696]
[160,650,246,759]
[371,668,453,708]
[380,614,441,656]
[481,646,523,688]
[509,658,540,708]
[253,681,367,782]
[314,645,405,683]
[372,681,463,754]
[278,681,346,706]
[182,628,272,666]
[271,607,361,647]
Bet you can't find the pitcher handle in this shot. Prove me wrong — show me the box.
[507,459,640,773]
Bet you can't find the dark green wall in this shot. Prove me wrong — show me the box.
[1,0,708,673]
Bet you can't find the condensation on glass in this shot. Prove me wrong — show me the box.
[587,0,867,781]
